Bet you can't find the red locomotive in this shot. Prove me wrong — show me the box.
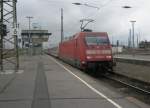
[59,31,113,72]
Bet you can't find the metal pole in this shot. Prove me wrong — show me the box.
[137,34,139,48]
[0,0,4,71]
[13,0,19,71]
[29,17,31,54]
[26,16,33,54]
[130,21,136,48]
[132,22,135,48]
[138,31,141,44]
[112,36,113,45]
[61,8,64,43]
[129,29,132,48]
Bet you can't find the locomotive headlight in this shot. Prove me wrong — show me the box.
[81,61,86,64]
[87,56,92,59]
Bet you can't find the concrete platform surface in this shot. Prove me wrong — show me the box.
[114,54,150,83]
[115,54,150,61]
[0,55,149,108]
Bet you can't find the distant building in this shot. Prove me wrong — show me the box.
[21,29,51,55]
[139,41,150,48]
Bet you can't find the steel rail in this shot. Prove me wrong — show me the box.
[104,75,150,94]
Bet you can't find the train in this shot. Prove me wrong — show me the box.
[50,30,114,73]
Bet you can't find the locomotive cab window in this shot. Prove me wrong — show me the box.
[85,36,109,45]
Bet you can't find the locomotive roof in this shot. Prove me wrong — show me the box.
[75,32,108,38]
[80,32,108,35]
[62,32,108,42]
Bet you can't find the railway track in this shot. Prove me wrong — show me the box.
[102,73,150,95]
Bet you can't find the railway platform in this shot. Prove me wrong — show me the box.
[0,55,149,108]
[114,54,150,83]
[115,54,150,61]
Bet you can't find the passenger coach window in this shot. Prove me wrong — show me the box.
[85,36,109,45]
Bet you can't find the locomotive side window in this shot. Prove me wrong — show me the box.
[85,36,109,45]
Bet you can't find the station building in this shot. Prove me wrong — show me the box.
[21,29,51,55]
[139,41,150,49]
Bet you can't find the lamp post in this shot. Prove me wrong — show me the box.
[130,20,136,48]
[26,16,33,55]
[72,3,100,10]
[61,8,64,43]
[122,6,132,9]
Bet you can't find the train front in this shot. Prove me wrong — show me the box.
[82,32,113,71]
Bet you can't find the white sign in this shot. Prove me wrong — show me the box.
[13,28,17,35]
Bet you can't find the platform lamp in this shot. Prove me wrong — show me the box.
[72,2,100,10]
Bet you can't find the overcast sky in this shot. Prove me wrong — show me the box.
[17,0,150,47]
